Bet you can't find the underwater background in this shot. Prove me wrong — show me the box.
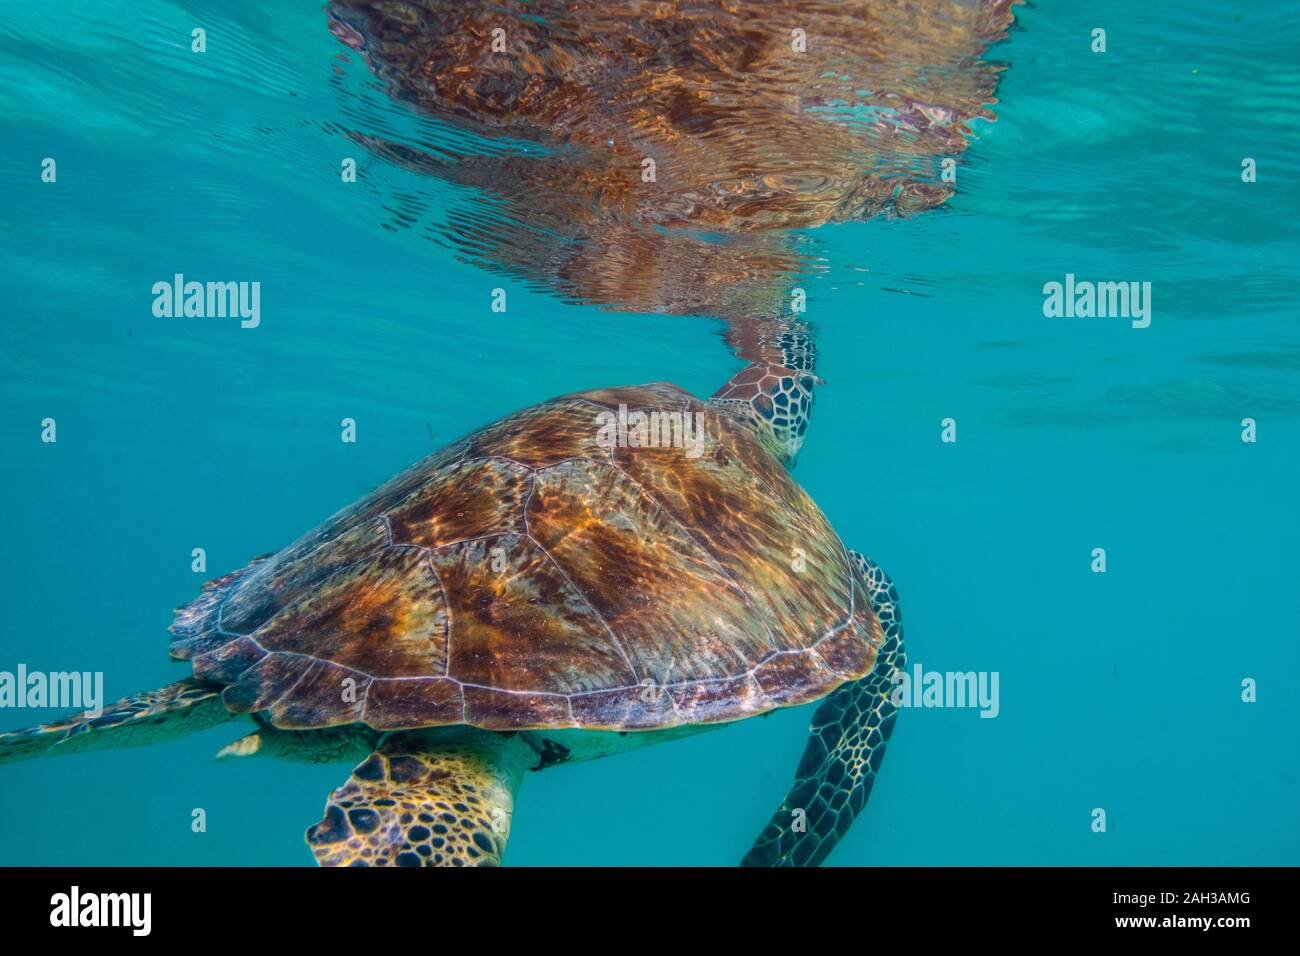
[1,0,1297,866]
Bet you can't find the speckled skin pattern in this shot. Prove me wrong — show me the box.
[168,381,881,734]
[743,552,905,866]
[306,729,531,867]
[0,678,233,763]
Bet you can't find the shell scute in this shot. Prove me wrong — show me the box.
[567,684,675,730]
[430,533,635,695]
[462,685,570,729]
[525,457,772,684]
[612,408,852,649]
[385,457,532,549]
[267,661,372,729]
[219,518,389,638]
[247,547,448,679]
[465,398,614,467]
[363,677,462,731]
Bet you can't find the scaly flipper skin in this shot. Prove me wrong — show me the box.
[306,729,533,867]
[0,678,235,764]
[742,551,905,866]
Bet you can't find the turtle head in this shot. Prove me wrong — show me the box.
[709,363,820,467]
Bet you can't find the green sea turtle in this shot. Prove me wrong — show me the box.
[0,360,904,867]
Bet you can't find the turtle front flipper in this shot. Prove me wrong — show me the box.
[306,728,534,867]
[0,678,236,764]
[742,551,905,866]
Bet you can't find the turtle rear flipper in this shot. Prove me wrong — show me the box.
[306,729,533,867]
[0,678,236,764]
[743,552,905,866]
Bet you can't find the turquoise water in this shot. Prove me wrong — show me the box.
[1,0,1297,866]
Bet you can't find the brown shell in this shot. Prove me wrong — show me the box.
[170,383,881,731]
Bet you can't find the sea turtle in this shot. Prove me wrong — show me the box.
[0,360,904,867]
